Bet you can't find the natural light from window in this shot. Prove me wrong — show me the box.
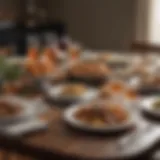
[148,0,160,44]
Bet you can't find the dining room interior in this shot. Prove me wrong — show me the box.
[0,0,159,160]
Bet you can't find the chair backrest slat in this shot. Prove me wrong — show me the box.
[131,42,160,53]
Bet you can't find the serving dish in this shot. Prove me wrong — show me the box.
[141,97,160,119]
[99,80,138,103]
[129,75,160,95]
[43,83,98,104]
[64,100,135,133]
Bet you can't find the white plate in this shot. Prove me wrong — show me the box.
[44,83,98,102]
[0,96,41,124]
[63,102,135,133]
[141,97,160,118]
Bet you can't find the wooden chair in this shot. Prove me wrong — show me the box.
[130,42,160,53]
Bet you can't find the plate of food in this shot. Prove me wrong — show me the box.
[130,75,160,95]
[44,83,98,103]
[99,80,126,98]
[2,75,42,97]
[64,101,135,133]
[67,61,110,85]
[99,80,138,102]
[0,96,37,124]
[141,97,160,118]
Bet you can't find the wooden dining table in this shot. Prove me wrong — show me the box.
[0,105,159,160]
[0,53,160,160]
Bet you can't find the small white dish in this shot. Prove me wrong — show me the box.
[0,117,48,137]
[63,101,135,133]
[44,83,98,102]
[141,97,160,118]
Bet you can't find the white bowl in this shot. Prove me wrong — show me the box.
[141,97,160,118]
[44,83,98,102]
[63,101,136,133]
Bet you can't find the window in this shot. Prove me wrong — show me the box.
[148,0,160,44]
[136,0,160,44]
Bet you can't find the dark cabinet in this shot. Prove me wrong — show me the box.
[0,0,66,55]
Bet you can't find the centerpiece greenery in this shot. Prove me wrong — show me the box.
[0,56,24,82]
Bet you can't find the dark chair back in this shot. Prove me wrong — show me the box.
[131,42,160,53]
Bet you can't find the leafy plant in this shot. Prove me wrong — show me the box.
[0,56,24,81]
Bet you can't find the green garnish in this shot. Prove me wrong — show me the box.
[0,56,25,81]
[4,64,24,81]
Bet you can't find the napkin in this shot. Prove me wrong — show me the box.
[0,98,49,137]
[0,118,48,136]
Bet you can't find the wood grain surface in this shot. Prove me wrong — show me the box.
[18,107,159,160]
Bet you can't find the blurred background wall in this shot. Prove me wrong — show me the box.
[0,0,65,55]
[0,0,138,53]
[50,0,137,50]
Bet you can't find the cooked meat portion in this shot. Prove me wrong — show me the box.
[74,104,128,127]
